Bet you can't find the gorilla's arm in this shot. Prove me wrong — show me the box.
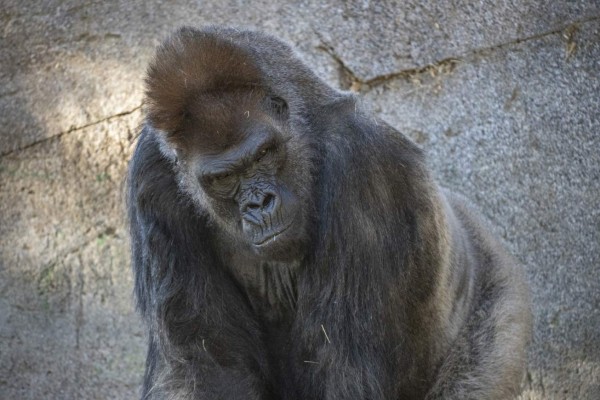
[128,129,272,399]
[424,191,532,399]
[287,112,456,399]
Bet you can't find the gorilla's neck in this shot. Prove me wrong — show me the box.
[213,229,304,323]
[239,260,299,320]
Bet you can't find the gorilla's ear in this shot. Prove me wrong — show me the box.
[264,95,289,120]
[144,27,263,134]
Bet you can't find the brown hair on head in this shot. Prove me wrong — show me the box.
[176,89,268,154]
[144,27,264,137]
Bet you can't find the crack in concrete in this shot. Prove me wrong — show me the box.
[0,104,142,158]
[465,14,599,61]
[318,14,600,92]
[314,31,361,91]
[364,59,459,88]
[3,14,599,158]
[0,89,20,98]
[318,35,459,92]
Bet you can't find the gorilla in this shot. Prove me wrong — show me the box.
[127,26,532,400]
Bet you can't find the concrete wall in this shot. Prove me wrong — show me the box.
[1,1,598,398]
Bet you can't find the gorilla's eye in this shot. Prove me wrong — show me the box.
[214,172,231,181]
[203,171,239,197]
[255,148,269,163]
[255,144,276,163]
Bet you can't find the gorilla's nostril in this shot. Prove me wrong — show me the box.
[263,193,275,209]
[243,193,276,214]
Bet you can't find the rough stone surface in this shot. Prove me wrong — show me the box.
[308,0,600,80]
[0,112,145,398]
[0,1,598,399]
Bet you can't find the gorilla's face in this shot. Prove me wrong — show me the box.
[170,94,312,260]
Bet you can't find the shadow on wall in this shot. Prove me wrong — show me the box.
[0,52,146,398]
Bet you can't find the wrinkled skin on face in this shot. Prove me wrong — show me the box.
[170,94,309,260]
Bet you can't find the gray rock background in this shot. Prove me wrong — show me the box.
[1,1,598,398]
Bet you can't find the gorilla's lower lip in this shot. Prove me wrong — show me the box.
[253,223,292,246]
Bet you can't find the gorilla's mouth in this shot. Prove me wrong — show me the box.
[253,223,293,247]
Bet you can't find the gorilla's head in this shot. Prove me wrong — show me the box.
[144,30,316,260]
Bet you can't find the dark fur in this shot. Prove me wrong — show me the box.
[127,26,532,400]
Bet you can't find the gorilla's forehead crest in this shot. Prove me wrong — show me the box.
[145,27,263,136]
[144,26,336,147]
